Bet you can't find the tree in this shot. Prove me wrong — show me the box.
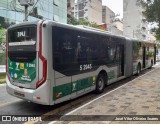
[0,17,10,29]
[0,28,6,46]
[67,15,79,25]
[141,0,160,40]
[67,15,99,28]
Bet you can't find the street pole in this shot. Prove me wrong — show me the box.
[24,5,28,21]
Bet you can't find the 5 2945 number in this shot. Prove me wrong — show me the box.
[80,64,92,71]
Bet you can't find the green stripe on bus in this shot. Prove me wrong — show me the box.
[53,83,72,100]
[108,70,115,80]
[53,76,96,100]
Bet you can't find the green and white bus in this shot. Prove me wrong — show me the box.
[6,20,156,105]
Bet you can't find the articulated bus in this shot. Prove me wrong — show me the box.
[6,20,156,105]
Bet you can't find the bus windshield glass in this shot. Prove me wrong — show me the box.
[8,25,37,46]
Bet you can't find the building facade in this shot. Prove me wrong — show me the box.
[102,6,115,24]
[123,0,148,40]
[0,0,67,26]
[74,0,102,24]
[67,0,75,17]
[112,19,123,32]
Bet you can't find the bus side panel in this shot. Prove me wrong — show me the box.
[125,39,133,77]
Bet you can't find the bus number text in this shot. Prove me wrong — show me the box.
[80,64,92,71]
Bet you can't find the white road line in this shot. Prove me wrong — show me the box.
[0,100,21,107]
[0,83,6,87]
[49,65,159,124]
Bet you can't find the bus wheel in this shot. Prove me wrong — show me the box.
[136,64,141,76]
[95,74,105,93]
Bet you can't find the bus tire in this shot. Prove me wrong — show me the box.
[95,74,106,93]
[136,64,141,76]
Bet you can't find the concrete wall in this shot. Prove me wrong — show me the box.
[102,6,115,24]
[111,26,123,36]
[123,0,148,40]
[74,0,102,24]
[113,20,123,31]
[67,0,75,17]
[88,0,102,24]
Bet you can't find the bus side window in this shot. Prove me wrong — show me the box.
[75,42,81,61]
[75,36,92,63]
[107,46,116,63]
[62,40,74,64]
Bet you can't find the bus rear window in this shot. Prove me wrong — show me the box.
[8,51,36,62]
[8,25,37,44]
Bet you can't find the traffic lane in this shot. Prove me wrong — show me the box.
[0,100,48,115]
[0,83,94,117]
[0,83,53,115]
[0,88,83,116]
[0,84,21,107]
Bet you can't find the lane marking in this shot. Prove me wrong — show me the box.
[0,100,21,107]
[0,83,6,87]
[49,64,159,124]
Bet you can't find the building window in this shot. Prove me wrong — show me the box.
[78,3,84,10]
[53,15,59,21]
[53,0,59,6]
[75,5,77,10]
[75,12,78,18]
[79,10,84,18]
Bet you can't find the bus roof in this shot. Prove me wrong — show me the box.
[8,20,156,44]
[7,21,38,30]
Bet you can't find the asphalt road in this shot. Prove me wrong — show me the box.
[0,83,76,117]
[0,84,20,107]
[0,84,56,116]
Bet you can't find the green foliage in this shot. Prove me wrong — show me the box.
[155,28,160,40]
[79,19,89,25]
[0,52,6,65]
[148,51,154,57]
[0,73,6,84]
[0,80,6,84]
[89,22,98,28]
[141,0,160,41]
[67,16,98,28]
[0,73,5,79]
[0,28,6,45]
[67,16,79,25]
[0,17,10,29]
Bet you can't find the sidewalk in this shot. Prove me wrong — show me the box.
[53,64,160,124]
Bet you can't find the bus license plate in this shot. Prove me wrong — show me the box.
[14,90,25,97]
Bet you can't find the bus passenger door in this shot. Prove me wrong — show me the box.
[117,45,124,77]
[154,46,156,64]
[143,47,146,68]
